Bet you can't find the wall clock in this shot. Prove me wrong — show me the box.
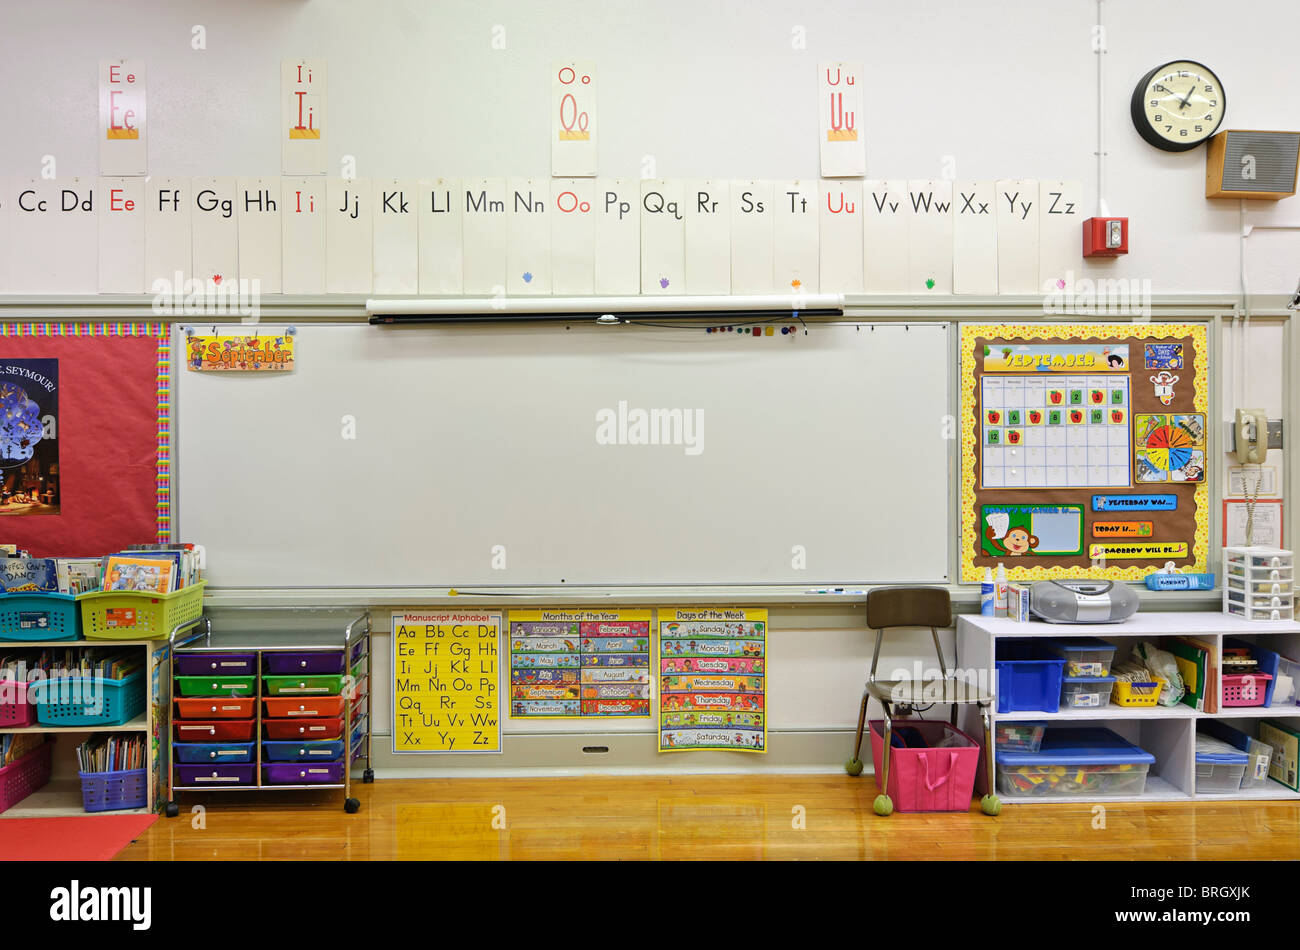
[1131,60,1226,152]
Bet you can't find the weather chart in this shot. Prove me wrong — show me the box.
[961,324,1209,582]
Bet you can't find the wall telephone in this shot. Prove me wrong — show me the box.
[1234,408,1268,464]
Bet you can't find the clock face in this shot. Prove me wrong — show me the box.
[1131,60,1226,152]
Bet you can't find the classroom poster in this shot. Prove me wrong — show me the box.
[960,324,1209,582]
[391,610,502,753]
[818,62,865,177]
[98,59,147,176]
[185,333,295,372]
[236,177,283,293]
[657,608,767,753]
[96,177,146,294]
[509,609,651,718]
[0,323,170,554]
[282,59,326,176]
[551,61,597,177]
[0,359,58,516]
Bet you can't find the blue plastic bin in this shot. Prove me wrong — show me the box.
[261,739,344,762]
[173,741,255,764]
[79,767,147,812]
[30,671,145,727]
[995,655,1066,713]
[0,592,81,641]
[996,727,1155,798]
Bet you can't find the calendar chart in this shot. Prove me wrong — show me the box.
[981,374,1130,489]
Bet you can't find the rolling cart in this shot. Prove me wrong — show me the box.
[165,608,372,816]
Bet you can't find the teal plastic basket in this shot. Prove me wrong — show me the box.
[29,671,146,727]
[0,592,80,641]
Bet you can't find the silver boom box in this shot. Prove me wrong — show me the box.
[1029,580,1140,624]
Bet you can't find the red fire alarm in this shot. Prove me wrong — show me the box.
[1083,217,1128,257]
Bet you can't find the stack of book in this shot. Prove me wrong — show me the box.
[76,734,144,773]
[0,542,204,596]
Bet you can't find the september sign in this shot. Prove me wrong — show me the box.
[391,610,502,754]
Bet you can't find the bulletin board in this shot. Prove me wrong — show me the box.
[0,323,170,556]
[960,323,1209,583]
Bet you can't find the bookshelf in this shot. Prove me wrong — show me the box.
[957,613,1300,804]
[0,625,204,818]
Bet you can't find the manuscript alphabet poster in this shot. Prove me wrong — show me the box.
[960,324,1209,582]
[391,611,502,754]
[658,608,767,753]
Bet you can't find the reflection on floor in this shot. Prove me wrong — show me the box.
[118,774,1300,861]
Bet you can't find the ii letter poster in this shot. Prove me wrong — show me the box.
[657,608,767,753]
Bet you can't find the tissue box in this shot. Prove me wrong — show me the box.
[1007,583,1032,622]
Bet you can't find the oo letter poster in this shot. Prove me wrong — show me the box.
[509,609,651,718]
[391,611,502,753]
[960,323,1209,582]
[657,607,767,753]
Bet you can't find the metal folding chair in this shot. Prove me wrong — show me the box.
[844,587,1000,816]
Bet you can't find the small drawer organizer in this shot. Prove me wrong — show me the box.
[1223,547,1294,621]
[166,610,371,815]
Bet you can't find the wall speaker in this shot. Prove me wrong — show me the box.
[1206,130,1300,200]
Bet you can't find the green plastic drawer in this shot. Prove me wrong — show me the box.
[262,675,343,696]
[175,675,256,697]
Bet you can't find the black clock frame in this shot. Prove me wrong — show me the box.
[1130,60,1226,152]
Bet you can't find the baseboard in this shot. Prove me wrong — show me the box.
[361,729,861,778]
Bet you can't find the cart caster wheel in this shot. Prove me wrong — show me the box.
[362,768,374,784]
[344,798,361,814]
[872,794,894,817]
[844,757,864,776]
[165,801,179,819]
[980,794,1002,816]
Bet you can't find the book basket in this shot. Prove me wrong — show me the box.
[80,582,205,640]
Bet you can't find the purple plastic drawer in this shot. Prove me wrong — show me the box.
[263,652,344,675]
[262,762,344,785]
[174,653,257,676]
[173,763,257,787]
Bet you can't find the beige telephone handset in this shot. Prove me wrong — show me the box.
[1234,408,1267,464]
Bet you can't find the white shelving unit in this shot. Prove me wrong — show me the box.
[957,612,1300,804]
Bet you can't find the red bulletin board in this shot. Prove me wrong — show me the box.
[0,323,170,556]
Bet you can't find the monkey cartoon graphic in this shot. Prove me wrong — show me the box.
[985,523,1038,556]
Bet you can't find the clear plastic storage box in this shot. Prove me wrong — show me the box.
[1045,638,1118,677]
[996,727,1154,799]
[1061,675,1116,709]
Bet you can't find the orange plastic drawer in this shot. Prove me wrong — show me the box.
[175,697,256,719]
[263,696,346,718]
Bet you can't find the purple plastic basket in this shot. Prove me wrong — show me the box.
[174,653,256,676]
[78,767,147,812]
[263,652,344,675]
[173,763,257,787]
[262,762,345,785]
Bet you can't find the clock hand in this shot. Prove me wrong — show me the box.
[1179,85,1195,110]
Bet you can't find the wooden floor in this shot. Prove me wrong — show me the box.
[118,775,1300,860]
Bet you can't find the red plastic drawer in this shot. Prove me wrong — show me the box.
[263,716,343,740]
[263,696,345,718]
[175,697,256,719]
[173,719,255,742]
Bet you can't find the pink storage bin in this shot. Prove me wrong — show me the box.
[1222,673,1273,707]
[0,740,53,814]
[0,679,35,728]
[868,719,980,812]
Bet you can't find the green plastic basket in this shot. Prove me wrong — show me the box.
[175,675,256,697]
[80,582,205,640]
[263,675,344,696]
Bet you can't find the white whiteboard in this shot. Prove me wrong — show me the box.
[175,322,949,587]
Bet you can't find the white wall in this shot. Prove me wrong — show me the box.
[1,0,1299,292]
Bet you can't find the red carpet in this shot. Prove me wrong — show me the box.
[0,815,158,861]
